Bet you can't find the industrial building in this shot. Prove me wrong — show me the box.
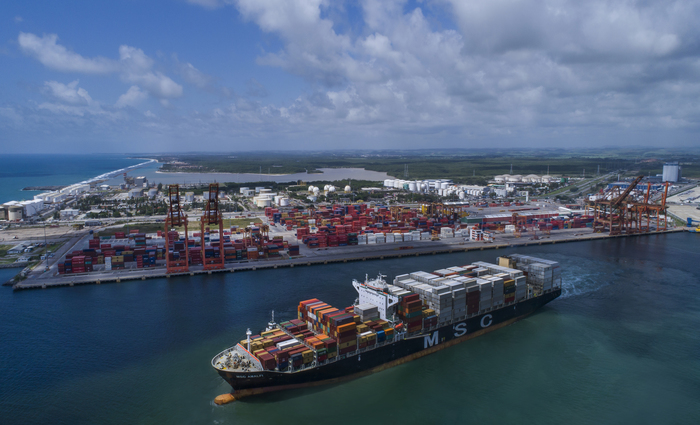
[128,188,143,199]
[1,199,45,220]
[662,162,681,182]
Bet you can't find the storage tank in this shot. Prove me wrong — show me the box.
[458,191,465,199]
[384,179,394,188]
[408,182,417,192]
[256,198,272,207]
[663,162,680,182]
[344,185,352,193]
[328,185,336,192]
[440,182,449,189]
[148,188,158,199]
[307,195,317,202]
[8,206,23,221]
[279,198,290,206]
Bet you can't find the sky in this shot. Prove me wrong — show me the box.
[1,0,699,153]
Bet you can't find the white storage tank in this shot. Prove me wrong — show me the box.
[408,182,417,192]
[256,198,272,207]
[307,195,317,202]
[344,185,352,193]
[8,205,23,221]
[384,179,394,188]
[279,198,290,206]
[440,182,449,189]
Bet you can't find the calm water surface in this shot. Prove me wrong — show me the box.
[1,233,699,424]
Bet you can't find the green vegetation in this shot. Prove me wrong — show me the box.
[154,148,700,182]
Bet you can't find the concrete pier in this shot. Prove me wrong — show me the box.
[12,229,685,291]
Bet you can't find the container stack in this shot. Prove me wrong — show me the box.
[466,285,480,314]
[398,294,422,333]
[189,247,202,265]
[422,308,438,329]
[354,304,379,322]
[503,278,516,303]
[478,279,492,310]
[488,276,504,307]
[133,233,146,248]
[506,254,561,292]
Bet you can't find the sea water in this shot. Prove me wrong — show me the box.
[1,233,699,424]
[0,154,145,204]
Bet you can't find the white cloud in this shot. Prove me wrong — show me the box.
[43,80,93,105]
[19,33,183,101]
[18,33,117,74]
[178,61,212,89]
[8,1,700,149]
[118,46,183,99]
[116,86,148,108]
[14,16,23,23]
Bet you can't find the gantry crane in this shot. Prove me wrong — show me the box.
[201,183,226,271]
[165,184,189,274]
[586,175,671,235]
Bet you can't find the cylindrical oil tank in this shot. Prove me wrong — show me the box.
[408,182,417,192]
[279,198,290,206]
[8,206,23,221]
[256,198,272,207]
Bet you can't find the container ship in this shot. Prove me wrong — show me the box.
[212,254,562,400]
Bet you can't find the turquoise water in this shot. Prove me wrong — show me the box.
[1,233,699,424]
[0,154,145,204]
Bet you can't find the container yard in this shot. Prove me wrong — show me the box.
[211,254,562,401]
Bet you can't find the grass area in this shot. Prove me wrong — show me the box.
[0,244,13,258]
[223,218,262,228]
[97,218,263,236]
[99,223,166,236]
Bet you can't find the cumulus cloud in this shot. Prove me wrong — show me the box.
[18,33,117,74]
[9,0,700,149]
[118,46,183,99]
[116,86,148,108]
[19,33,183,101]
[43,80,93,105]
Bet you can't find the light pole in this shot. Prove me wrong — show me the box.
[44,220,49,272]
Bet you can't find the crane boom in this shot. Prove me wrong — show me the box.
[611,175,644,207]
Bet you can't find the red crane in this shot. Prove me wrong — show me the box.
[201,183,226,271]
[165,185,189,274]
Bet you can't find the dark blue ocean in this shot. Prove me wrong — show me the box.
[0,154,145,204]
[1,233,699,424]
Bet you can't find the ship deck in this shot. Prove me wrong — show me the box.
[212,345,263,372]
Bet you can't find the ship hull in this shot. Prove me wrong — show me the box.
[217,288,561,398]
